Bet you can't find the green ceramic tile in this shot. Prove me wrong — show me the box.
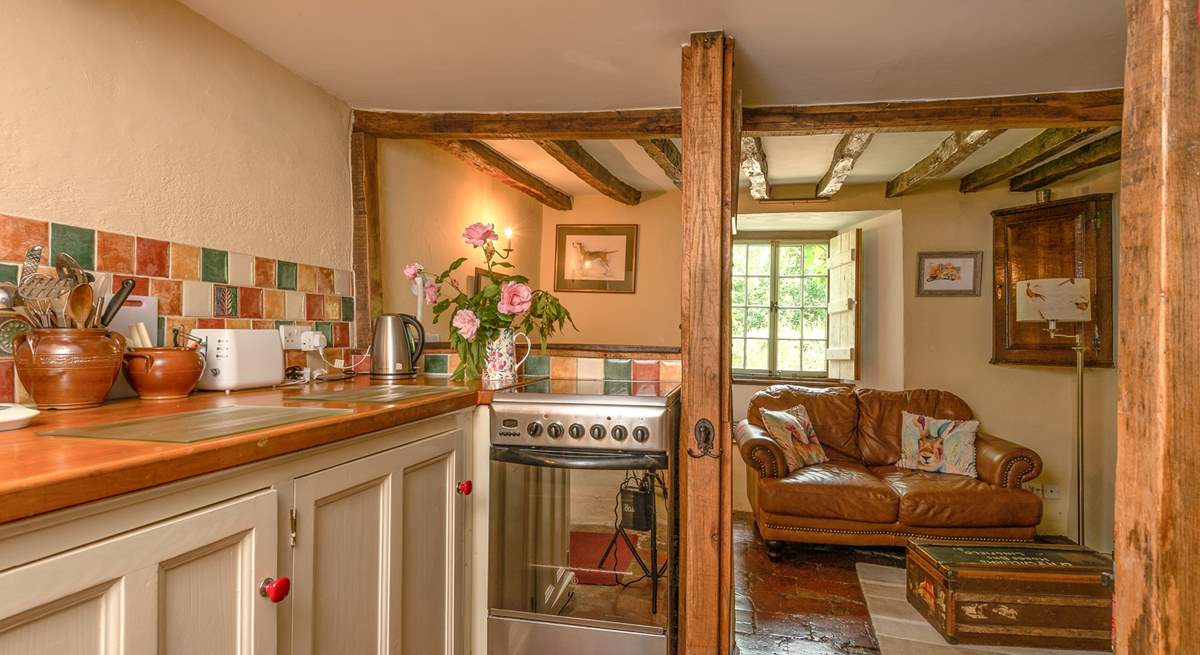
[423,353,449,374]
[604,380,632,396]
[525,380,551,393]
[50,223,95,270]
[315,321,333,345]
[157,317,165,347]
[523,355,550,376]
[0,264,17,285]
[341,296,355,321]
[276,260,298,290]
[604,358,632,380]
[201,248,228,283]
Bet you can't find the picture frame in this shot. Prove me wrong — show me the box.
[554,224,638,293]
[473,267,507,294]
[916,251,983,297]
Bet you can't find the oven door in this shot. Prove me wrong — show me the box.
[488,445,670,655]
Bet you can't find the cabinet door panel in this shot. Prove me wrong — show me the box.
[401,452,454,655]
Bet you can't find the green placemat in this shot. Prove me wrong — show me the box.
[299,385,467,404]
[41,406,351,444]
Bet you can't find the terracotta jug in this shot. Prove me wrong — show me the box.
[123,347,205,400]
[12,328,127,409]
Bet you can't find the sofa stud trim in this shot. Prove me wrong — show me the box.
[762,523,1036,543]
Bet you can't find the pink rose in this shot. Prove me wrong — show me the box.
[403,262,424,280]
[463,222,499,247]
[497,281,533,315]
[452,309,480,341]
[423,280,439,304]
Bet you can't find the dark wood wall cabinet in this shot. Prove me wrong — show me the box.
[991,194,1114,367]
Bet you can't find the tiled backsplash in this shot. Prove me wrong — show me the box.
[421,352,682,383]
[0,212,358,402]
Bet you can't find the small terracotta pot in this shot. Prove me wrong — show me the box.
[123,347,206,400]
[12,328,126,410]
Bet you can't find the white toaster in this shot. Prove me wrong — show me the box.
[191,329,285,391]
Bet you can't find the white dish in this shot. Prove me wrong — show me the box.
[0,404,39,431]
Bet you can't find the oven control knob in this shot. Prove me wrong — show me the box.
[611,425,628,442]
[527,422,544,437]
[632,426,650,443]
[589,424,606,440]
[568,423,585,439]
[547,422,564,439]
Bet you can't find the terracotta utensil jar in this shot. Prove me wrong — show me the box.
[123,347,206,400]
[12,328,127,409]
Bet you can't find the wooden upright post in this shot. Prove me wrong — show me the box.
[679,30,738,655]
[1115,0,1199,652]
[350,131,383,348]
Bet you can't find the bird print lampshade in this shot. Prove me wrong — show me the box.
[1016,278,1093,322]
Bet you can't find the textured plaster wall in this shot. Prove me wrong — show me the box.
[0,0,352,269]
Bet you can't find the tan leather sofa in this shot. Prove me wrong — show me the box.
[735,385,1043,554]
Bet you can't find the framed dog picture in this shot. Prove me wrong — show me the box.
[554,224,638,293]
[916,251,983,297]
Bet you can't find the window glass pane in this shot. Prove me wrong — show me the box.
[732,244,748,276]
[802,309,827,340]
[746,277,771,306]
[745,339,770,370]
[803,276,828,306]
[732,308,746,337]
[731,277,747,306]
[778,246,805,276]
[731,338,745,369]
[747,244,771,275]
[777,278,803,308]
[778,309,803,338]
[745,308,770,337]
[777,340,802,372]
[802,340,827,372]
[805,244,829,275]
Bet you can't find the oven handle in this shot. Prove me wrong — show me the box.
[490,446,667,470]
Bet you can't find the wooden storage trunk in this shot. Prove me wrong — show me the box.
[905,540,1114,651]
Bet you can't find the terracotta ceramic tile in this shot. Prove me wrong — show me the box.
[254,257,276,288]
[317,267,335,293]
[297,264,318,292]
[170,243,201,280]
[262,289,285,319]
[252,320,276,330]
[225,318,252,329]
[632,359,660,381]
[238,287,262,318]
[96,232,135,273]
[212,286,239,317]
[305,293,325,320]
[135,237,169,277]
[149,278,182,315]
[323,295,340,320]
[112,275,150,296]
[659,360,682,382]
[50,223,95,270]
[333,322,350,348]
[285,350,307,367]
[163,316,198,340]
[0,360,13,403]
[197,318,225,329]
[550,356,577,379]
[0,214,49,262]
[352,354,372,373]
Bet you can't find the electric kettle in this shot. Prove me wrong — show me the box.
[370,314,425,379]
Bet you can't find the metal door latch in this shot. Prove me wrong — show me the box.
[687,418,721,459]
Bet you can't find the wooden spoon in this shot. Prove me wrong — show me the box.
[68,284,94,329]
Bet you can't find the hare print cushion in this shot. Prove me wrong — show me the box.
[898,411,980,477]
[759,405,829,472]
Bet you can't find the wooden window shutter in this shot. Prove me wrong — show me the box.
[827,229,861,381]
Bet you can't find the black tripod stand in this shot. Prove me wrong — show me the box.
[596,469,668,614]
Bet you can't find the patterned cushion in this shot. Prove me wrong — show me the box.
[898,411,979,477]
[759,405,830,471]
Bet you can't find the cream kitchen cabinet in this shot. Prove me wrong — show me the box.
[0,412,472,655]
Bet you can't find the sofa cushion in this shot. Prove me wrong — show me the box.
[871,466,1042,528]
[749,385,861,460]
[855,388,974,466]
[759,406,829,470]
[758,461,898,523]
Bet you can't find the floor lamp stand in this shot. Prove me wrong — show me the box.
[1049,321,1087,548]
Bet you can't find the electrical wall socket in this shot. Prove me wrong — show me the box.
[279,325,306,350]
[300,330,327,352]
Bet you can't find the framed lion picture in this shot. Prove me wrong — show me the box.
[916,251,983,297]
[554,224,639,293]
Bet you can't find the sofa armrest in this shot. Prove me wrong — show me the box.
[975,432,1043,489]
[734,419,788,480]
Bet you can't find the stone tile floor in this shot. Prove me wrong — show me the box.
[734,512,906,655]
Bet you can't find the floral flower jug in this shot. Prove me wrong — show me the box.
[484,328,531,380]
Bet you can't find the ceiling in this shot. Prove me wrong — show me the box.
[179,0,1125,111]
[487,140,682,195]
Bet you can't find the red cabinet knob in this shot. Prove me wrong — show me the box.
[259,576,290,603]
[456,480,473,496]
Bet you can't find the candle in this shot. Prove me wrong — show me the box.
[504,226,514,250]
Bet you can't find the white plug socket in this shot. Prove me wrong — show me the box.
[300,330,327,352]
[279,325,306,349]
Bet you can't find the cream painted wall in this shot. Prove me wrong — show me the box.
[377,140,544,338]
[733,164,1121,551]
[0,0,352,269]
[539,192,682,346]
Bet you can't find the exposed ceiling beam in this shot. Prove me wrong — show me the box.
[432,140,573,210]
[1009,131,1122,192]
[535,140,642,205]
[815,131,875,197]
[959,128,1106,192]
[351,89,1122,139]
[636,139,682,189]
[740,137,771,200]
[885,130,1005,197]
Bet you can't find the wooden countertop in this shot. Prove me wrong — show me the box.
[0,375,535,526]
